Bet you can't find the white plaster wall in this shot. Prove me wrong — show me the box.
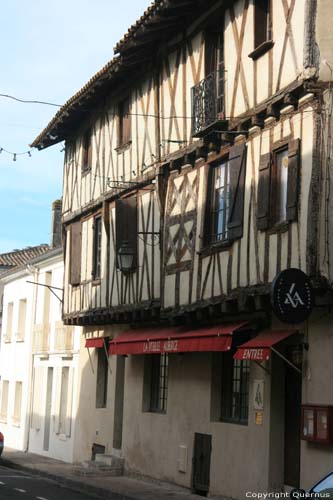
[0,272,33,451]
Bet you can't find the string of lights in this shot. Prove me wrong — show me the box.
[0,147,32,161]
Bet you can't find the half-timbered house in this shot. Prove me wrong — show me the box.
[32,0,333,497]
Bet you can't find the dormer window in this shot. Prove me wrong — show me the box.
[82,128,92,174]
[118,97,131,147]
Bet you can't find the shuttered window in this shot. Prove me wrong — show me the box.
[13,381,22,424]
[5,302,14,342]
[17,299,27,341]
[257,139,300,230]
[254,0,271,49]
[115,196,138,270]
[118,97,131,146]
[0,380,9,422]
[69,222,82,286]
[92,216,102,280]
[82,128,92,173]
[205,143,247,245]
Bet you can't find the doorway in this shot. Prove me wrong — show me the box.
[192,432,212,496]
[284,362,301,488]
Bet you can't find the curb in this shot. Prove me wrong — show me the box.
[0,457,136,500]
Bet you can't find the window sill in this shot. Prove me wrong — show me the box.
[248,40,274,60]
[144,409,167,415]
[115,140,132,155]
[16,337,25,343]
[92,278,101,287]
[198,239,233,257]
[220,418,248,426]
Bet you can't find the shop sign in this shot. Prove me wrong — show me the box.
[143,339,179,353]
[255,411,263,426]
[271,268,314,324]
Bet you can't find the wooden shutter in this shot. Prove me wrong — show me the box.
[286,139,300,222]
[228,143,247,240]
[70,221,82,285]
[115,196,138,268]
[205,31,218,77]
[65,368,74,437]
[257,152,272,230]
[31,367,44,431]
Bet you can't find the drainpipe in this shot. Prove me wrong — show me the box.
[24,264,39,452]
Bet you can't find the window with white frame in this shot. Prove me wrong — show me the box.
[13,381,22,424]
[210,159,230,243]
[5,302,14,342]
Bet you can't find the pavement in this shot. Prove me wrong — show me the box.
[0,448,218,500]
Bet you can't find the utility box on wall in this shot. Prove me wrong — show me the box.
[301,405,333,444]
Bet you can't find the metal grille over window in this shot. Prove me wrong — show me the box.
[150,353,168,413]
[221,353,250,424]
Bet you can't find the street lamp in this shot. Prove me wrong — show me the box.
[117,241,135,273]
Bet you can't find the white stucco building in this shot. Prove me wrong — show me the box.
[0,245,81,463]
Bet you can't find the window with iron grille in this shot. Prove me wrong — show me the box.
[92,216,102,280]
[210,159,230,243]
[150,354,168,413]
[221,352,249,424]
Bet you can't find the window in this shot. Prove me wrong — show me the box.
[92,216,102,280]
[118,97,131,147]
[96,346,108,408]
[13,382,22,424]
[144,354,168,413]
[17,299,27,341]
[5,302,13,342]
[257,139,300,231]
[0,380,9,422]
[254,0,271,49]
[204,143,247,246]
[211,159,230,243]
[272,147,288,225]
[69,221,82,286]
[82,128,92,173]
[204,31,224,116]
[221,352,250,424]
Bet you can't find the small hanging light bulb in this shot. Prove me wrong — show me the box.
[13,154,17,161]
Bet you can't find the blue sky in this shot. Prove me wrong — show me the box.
[0,0,150,253]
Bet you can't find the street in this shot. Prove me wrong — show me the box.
[0,465,100,500]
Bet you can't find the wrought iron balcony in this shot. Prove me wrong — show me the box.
[191,72,227,138]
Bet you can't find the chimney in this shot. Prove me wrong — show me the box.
[51,199,62,248]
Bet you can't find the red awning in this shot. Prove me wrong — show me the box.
[234,330,297,361]
[108,322,248,355]
[85,337,105,348]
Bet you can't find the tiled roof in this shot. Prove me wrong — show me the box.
[0,244,49,269]
[30,0,200,151]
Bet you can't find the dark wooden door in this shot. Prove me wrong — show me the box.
[284,364,301,488]
[192,433,212,495]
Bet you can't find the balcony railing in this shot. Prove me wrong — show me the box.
[54,321,74,351]
[32,324,50,352]
[191,72,226,138]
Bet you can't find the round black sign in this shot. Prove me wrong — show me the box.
[271,268,314,324]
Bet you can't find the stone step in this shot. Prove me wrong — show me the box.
[74,455,124,477]
[95,453,124,469]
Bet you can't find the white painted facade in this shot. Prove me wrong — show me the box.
[0,249,81,463]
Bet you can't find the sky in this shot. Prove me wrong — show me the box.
[0,0,151,253]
